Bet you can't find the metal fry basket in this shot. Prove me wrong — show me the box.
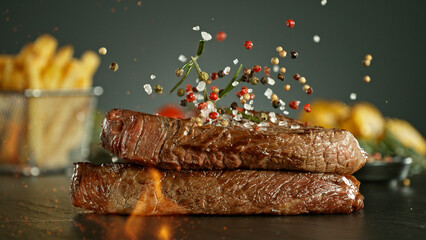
[0,87,103,175]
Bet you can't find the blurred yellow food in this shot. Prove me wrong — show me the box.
[386,118,426,155]
[340,102,385,140]
[299,99,350,129]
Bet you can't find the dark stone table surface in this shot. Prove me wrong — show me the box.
[1,172,425,240]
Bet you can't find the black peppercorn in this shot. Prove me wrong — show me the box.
[272,100,280,109]
[180,99,187,106]
[192,87,198,93]
[241,74,249,82]
[218,70,225,78]
[177,88,185,97]
[293,73,301,80]
[290,51,298,59]
[250,77,259,85]
[277,73,285,81]
[260,76,268,85]
[230,102,239,109]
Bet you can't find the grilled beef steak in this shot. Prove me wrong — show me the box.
[71,163,364,215]
[100,109,367,174]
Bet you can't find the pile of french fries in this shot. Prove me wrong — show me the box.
[0,34,100,171]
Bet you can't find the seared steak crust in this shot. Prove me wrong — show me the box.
[100,109,367,174]
[71,163,364,215]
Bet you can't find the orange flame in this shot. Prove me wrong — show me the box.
[157,223,171,240]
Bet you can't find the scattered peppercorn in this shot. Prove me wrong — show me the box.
[210,72,218,80]
[216,31,227,42]
[243,67,252,76]
[272,100,280,109]
[192,87,199,93]
[298,76,306,84]
[252,65,261,73]
[365,54,373,61]
[209,92,218,101]
[177,88,185,97]
[286,19,295,28]
[244,40,253,49]
[271,57,279,65]
[186,93,195,102]
[276,46,283,52]
[180,99,188,106]
[403,178,411,187]
[218,70,225,78]
[212,87,219,93]
[293,73,301,80]
[243,93,251,101]
[362,59,371,67]
[198,72,209,81]
[260,76,268,85]
[205,79,212,85]
[271,94,279,101]
[277,73,285,81]
[175,68,184,77]
[98,47,107,55]
[304,103,312,113]
[280,67,286,74]
[240,98,246,104]
[197,102,207,110]
[230,102,239,109]
[250,77,259,85]
[363,75,371,83]
[154,84,163,94]
[284,84,291,91]
[306,87,313,95]
[290,51,298,59]
[264,66,271,76]
[250,93,255,99]
[109,62,119,72]
[302,84,310,92]
[260,113,268,121]
[241,74,249,82]
[279,50,287,58]
[289,100,299,110]
[209,112,218,120]
[186,84,192,92]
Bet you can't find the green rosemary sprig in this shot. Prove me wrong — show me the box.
[219,64,243,98]
[223,108,261,123]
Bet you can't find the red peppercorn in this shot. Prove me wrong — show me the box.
[306,87,313,95]
[236,107,244,112]
[236,90,242,98]
[241,86,248,94]
[216,31,227,42]
[186,84,193,92]
[252,65,261,73]
[197,102,207,110]
[250,93,255,100]
[192,87,198,93]
[286,19,295,28]
[209,92,218,101]
[289,100,299,110]
[186,93,195,102]
[210,85,217,91]
[293,73,301,80]
[209,112,218,120]
[244,41,253,50]
[210,72,218,80]
[304,103,312,113]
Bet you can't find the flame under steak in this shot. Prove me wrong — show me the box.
[71,163,364,215]
[100,109,367,174]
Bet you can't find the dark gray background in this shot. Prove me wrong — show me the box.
[1,0,425,135]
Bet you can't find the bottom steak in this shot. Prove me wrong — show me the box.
[71,163,364,215]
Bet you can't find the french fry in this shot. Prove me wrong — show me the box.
[1,57,15,89]
[60,59,85,89]
[78,51,100,88]
[43,45,74,89]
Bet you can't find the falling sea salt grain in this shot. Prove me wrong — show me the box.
[143,84,152,95]
[313,35,320,43]
[321,0,327,6]
[150,74,156,80]
[196,81,206,91]
[233,59,239,65]
[249,100,253,105]
[201,31,212,41]
[279,121,288,127]
[248,89,253,93]
[350,93,357,100]
[283,111,289,115]
[268,77,276,86]
[273,65,279,73]
[291,125,301,129]
[178,55,187,62]
[264,88,273,99]
[192,26,200,31]
[224,66,231,75]
[112,156,118,163]
[244,103,252,110]
[232,81,239,87]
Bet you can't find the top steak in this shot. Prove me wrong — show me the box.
[100,109,367,174]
